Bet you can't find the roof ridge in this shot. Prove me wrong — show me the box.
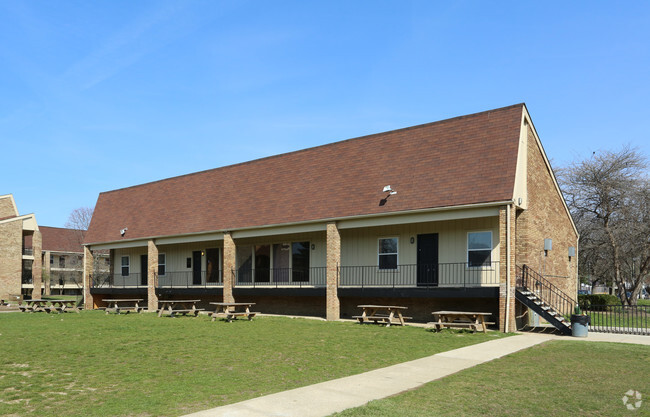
[98,103,525,196]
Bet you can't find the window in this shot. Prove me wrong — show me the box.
[50,257,54,265]
[468,231,492,267]
[158,253,166,276]
[121,256,130,276]
[59,256,65,268]
[378,238,398,270]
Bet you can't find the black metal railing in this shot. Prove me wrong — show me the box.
[338,262,500,288]
[234,267,327,288]
[158,270,223,288]
[92,272,147,288]
[22,248,33,256]
[581,304,650,335]
[516,264,576,318]
[49,271,83,287]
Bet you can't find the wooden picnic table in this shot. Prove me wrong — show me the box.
[19,299,80,314]
[104,298,145,315]
[158,299,204,317]
[209,302,258,322]
[353,305,411,327]
[430,310,493,333]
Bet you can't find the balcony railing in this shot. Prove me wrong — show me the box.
[92,272,147,288]
[49,271,83,287]
[234,267,327,288]
[22,248,33,256]
[90,262,500,289]
[338,262,500,288]
[158,270,223,288]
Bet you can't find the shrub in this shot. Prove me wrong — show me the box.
[579,294,621,311]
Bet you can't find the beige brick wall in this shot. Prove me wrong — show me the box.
[32,231,42,298]
[0,197,17,218]
[516,125,579,299]
[498,206,517,332]
[0,221,22,300]
[223,233,235,303]
[83,247,94,309]
[326,222,340,320]
[147,240,159,311]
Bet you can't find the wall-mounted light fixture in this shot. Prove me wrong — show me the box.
[311,244,315,250]
[201,250,205,256]
[120,227,128,237]
[568,246,576,261]
[544,239,552,256]
[410,237,415,244]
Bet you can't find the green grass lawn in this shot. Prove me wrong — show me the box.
[0,311,505,417]
[333,340,650,417]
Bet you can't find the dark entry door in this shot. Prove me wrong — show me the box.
[140,254,148,286]
[417,233,439,286]
[192,251,202,285]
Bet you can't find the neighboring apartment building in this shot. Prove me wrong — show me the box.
[83,104,579,332]
[0,195,109,299]
[0,194,42,300]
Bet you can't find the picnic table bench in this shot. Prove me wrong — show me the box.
[104,299,145,314]
[158,299,204,317]
[19,299,80,314]
[429,311,493,333]
[209,302,258,322]
[353,305,411,327]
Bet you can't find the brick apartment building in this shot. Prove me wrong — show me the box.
[83,104,579,332]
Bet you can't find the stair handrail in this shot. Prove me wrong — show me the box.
[517,264,577,317]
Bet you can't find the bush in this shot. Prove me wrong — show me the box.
[579,294,621,311]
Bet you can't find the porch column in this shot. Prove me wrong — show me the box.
[222,232,235,303]
[326,222,340,321]
[147,240,159,311]
[498,205,516,332]
[32,231,43,299]
[43,251,51,296]
[83,247,94,309]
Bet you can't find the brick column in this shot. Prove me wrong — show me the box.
[43,251,51,296]
[498,206,516,332]
[148,240,159,311]
[0,221,22,301]
[32,231,42,299]
[83,246,94,309]
[222,232,235,303]
[326,222,340,321]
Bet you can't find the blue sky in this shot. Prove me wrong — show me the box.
[1,1,649,227]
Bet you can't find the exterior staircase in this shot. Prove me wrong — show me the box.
[515,265,576,335]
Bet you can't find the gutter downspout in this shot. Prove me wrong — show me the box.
[505,204,512,333]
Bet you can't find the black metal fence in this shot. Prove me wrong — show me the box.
[234,267,327,288]
[580,304,650,335]
[338,262,500,288]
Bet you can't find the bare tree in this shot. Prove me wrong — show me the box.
[65,207,94,246]
[559,146,650,306]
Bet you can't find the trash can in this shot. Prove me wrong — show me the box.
[571,314,590,337]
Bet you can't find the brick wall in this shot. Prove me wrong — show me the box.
[516,124,579,299]
[0,221,22,300]
[32,231,42,298]
[0,197,17,218]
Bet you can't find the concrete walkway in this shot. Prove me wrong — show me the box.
[183,333,554,417]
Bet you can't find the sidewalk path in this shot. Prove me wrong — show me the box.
[183,333,554,417]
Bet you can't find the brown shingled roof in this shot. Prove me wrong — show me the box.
[41,226,85,253]
[85,104,524,244]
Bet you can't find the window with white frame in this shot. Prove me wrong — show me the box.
[468,231,492,267]
[378,238,398,270]
[158,253,166,276]
[121,256,130,276]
